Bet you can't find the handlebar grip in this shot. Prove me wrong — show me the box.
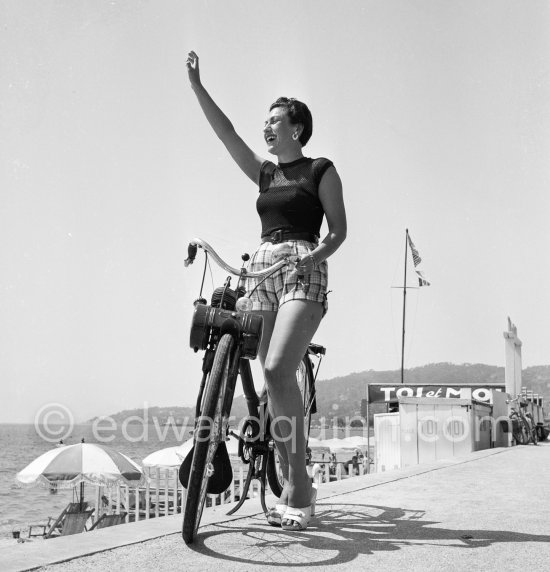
[184,243,198,267]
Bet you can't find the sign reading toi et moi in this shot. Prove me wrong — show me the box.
[367,384,505,404]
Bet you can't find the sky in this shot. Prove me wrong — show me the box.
[1,0,549,424]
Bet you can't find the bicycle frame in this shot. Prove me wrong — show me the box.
[184,237,325,520]
[225,349,323,516]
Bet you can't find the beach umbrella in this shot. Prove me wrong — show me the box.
[321,438,357,450]
[16,443,147,509]
[306,438,332,462]
[341,436,370,454]
[308,437,324,448]
[142,439,194,468]
[308,437,331,451]
[142,434,240,468]
[320,438,360,463]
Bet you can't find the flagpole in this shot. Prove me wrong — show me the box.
[401,229,408,384]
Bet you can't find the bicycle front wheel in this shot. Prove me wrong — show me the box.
[182,333,233,544]
[266,354,315,497]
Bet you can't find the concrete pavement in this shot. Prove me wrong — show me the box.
[2,443,550,571]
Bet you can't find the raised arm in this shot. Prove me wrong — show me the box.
[186,51,263,184]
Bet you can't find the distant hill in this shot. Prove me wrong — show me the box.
[91,363,550,425]
[308,363,550,422]
[88,404,196,427]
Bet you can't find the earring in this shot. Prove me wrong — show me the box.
[292,132,299,141]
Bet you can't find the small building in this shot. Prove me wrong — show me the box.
[366,382,505,427]
[373,388,510,472]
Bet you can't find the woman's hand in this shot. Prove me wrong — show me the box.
[296,253,318,275]
[186,51,201,87]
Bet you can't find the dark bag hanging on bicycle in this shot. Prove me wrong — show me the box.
[179,441,233,495]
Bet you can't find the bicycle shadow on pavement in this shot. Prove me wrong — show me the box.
[188,501,550,567]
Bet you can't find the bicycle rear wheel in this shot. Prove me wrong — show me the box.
[182,333,233,544]
[266,354,315,497]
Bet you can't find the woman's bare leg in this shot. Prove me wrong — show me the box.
[262,300,323,509]
[256,311,290,502]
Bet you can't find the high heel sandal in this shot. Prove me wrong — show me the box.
[281,484,317,531]
[266,503,287,527]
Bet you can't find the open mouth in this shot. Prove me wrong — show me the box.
[265,135,276,144]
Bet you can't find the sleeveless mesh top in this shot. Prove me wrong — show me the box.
[256,157,334,238]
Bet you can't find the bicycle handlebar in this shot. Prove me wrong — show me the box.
[185,237,295,279]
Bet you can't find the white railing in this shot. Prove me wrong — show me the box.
[91,460,370,526]
[310,461,369,484]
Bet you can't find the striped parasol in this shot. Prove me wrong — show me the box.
[16,442,147,490]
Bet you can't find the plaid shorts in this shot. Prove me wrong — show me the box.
[246,240,329,315]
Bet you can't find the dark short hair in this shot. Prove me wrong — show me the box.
[269,97,313,147]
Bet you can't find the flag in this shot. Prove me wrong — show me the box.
[416,270,430,287]
[407,234,422,266]
[407,233,431,287]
